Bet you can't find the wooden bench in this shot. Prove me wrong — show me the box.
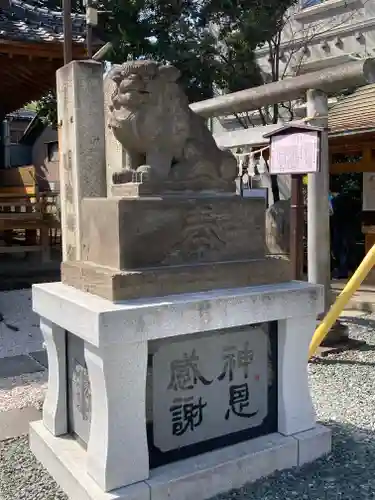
[0,167,60,261]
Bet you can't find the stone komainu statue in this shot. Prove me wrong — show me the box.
[107,60,238,191]
[265,199,290,256]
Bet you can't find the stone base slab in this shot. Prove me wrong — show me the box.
[111,180,236,196]
[61,258,292,301]
[111,177,235,195]
[293,424,332,466]
[0,407,41,441]
[29,421,149,500]
[30,421,331,500]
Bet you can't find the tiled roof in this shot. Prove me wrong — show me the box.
[0,0,86,44]
[7,109,36,120]
[328,84,375,134]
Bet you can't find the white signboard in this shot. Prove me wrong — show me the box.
[153,326,269,452]
[269,130,319,175]
[363,172,375,211]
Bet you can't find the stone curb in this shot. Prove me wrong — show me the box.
[0,407,41,441]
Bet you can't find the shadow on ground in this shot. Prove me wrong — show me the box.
[212,421,375,500]
[341,316,375,330]
[1,421,375,500]
[0,251,61,292]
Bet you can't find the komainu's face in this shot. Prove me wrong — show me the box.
[109,62,161,115]
[115,71,153,111]
[109,61,181,120]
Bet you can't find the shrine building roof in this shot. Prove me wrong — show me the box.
[0,0,86,44]
[329,84,375,135]
[0,1,98,115]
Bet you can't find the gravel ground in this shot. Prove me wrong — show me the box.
[0,372,47,412]
[1,312,375,500]
[0,289,43,359]
[0,435,67,500]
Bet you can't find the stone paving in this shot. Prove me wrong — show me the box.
[0,289,47,440]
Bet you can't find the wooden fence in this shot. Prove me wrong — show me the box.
[0,166,60,261]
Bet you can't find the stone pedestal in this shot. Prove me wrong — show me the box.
[33,59,331,500]
[30,280,331,500]
[62,192,292,300]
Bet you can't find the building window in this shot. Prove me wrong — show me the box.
[9,118,31,144]
[10,129,24,144]
[47,141,59,162]
[301,0,323,7]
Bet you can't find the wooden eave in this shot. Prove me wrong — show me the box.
[0,38,86,59]
[329,131,375,174]
[0,39,87,115]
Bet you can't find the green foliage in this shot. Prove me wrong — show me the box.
[28,0,297,126]
[24,101,38,113]
[32,91,58,129]
[101,0,225,102]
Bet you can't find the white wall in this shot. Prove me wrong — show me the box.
[32,126,59,191]
[256,0,375,79]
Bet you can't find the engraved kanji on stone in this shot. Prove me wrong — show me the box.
[218,342,254,382]
[170,396,207,436]
[225,383,258,420]
[65,181,74,204]
[218,346,236,382]
[168,349,212,391]
[237,341,254,379]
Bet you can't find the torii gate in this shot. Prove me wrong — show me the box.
[190,59,375,338]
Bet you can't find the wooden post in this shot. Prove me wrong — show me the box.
[63,0,72,65]
[39,193,51,262]
[290,174,304,280]
[40,224,51,263]
[86,0,93,58]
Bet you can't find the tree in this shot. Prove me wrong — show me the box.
[31,91,58,129]
[199,0,298,202]
[213,0,365,201]
[240,0,366,127]
[102,0,225,102]
[26,0,297,127]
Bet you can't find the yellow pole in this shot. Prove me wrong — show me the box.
[309,243,375,358]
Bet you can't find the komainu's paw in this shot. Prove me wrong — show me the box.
[112,170,135,184]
